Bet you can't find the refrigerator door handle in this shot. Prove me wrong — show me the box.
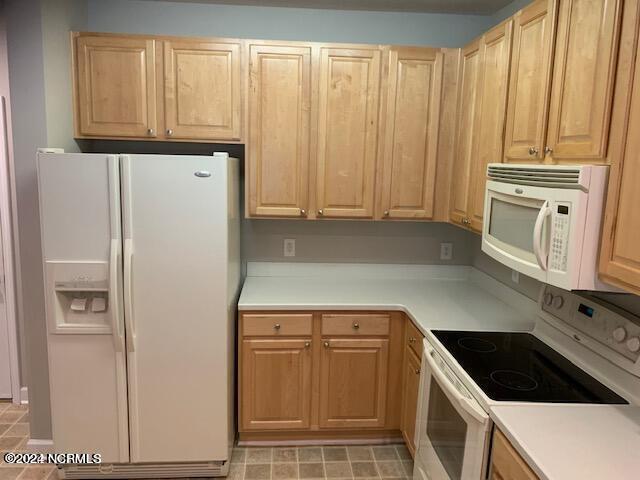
[109,239,125,352]
[124,238,136,352]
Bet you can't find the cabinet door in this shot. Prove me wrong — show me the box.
[491,429,539,480]
[450,39,481,226]
[316,48,381,219]
[599,0,640,295]
[241,339,312,430]
[319,338,389,428]
[545,0,622,162]
[247,44,311,217]
[75,35,157,138]
[400,348,421,457]
[468,20,513,232]
[164,40,241,140]
[379,48,443,220]
[503,0,557,163]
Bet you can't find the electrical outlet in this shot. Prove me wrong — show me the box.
[511,270,520,284]
[440,242,453,261]
[283,238,296,257]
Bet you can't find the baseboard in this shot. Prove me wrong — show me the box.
[26,439,54,453]
[20,386,28,405]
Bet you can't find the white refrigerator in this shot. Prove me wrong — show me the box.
[37,151,240,478]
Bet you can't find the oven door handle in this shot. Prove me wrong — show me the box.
[424,345,488,424]
[533,200,551,271]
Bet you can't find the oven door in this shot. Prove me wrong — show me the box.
[415,341,490,480]
[482,180,554,283]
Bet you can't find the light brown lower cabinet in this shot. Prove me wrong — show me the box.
[490,429,539,480]
[400,318,425,456]
[239,311,418,442]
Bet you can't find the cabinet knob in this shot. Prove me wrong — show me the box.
[300,209,307,216]
[415,368,421,375]
[304,341,311,348]
[409,337,416,344]
[528,146,539,156]
[147,128,155,136]
[324,341,330,348]
[352,322,360,330]
[166,129,174,136]
[544,146,553,156]
[274,323,281,330]
[317,209,324,216]
[383,210,390,217]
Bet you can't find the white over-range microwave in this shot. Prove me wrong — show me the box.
[482,163,617,292]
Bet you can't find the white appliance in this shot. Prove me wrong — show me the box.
[413,285,640,480]
[37,151,240,478]
[481,163,614,291]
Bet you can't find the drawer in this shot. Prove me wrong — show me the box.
[406,319,424,359]
[242,313,312,336]
[321,314,390,336]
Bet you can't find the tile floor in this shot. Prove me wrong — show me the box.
[1,402,414,480]
[229,445,413,480]
[0,402,58,480]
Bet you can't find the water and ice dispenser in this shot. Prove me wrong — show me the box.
[45,261,112,334]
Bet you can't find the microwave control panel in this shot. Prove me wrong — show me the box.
[550,202,571,272]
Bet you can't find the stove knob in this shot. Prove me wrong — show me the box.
[544,292,554,306]
[626,337,640,353]
[613,327,627,343]
[552,295,564,309]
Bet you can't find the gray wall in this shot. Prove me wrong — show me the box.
[87,0,496,47]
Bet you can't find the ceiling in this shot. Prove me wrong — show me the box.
[143,0,515,15]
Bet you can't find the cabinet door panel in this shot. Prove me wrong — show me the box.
[503,0,557,163]
[76,36,157,138]
[164,40,241,140]
[316,48,381,218]
[400,349,421,456]
[241,339,312,430]
[599,0,640,294]
[319,338,388,428]
[450,40,481,226]
[546,0,622,161]
[247,45,311,217]
[380,48,443,219]
[469,21,513,232]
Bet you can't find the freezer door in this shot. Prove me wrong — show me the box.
[121,154,231,463]
[37,152,129,463]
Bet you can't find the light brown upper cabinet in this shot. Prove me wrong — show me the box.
[450,39,481,227]
[246,44,312,217]
[545,0,622,162]
[468,20,513,232]
[599,0,640,296]
[315,47,381,219]
[378,47,443,220]
[503,0,557,163]
[319,338,389,429]
[74,35,158,138]
[163,40,241,140]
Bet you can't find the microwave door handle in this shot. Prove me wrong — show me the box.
[533,200,552,271]
[424,345,488,424]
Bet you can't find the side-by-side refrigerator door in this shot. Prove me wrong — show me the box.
[37,152,129,463]
[121,154,230,463]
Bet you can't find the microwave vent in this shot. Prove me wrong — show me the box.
[487,165,584,188]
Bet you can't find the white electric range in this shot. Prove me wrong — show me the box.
[413,284,640,480]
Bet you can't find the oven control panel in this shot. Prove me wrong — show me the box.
[541,285,640,363]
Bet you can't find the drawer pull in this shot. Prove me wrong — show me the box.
[324,341,330,348]
[415,368,421,375]
[352,322,360,330]
[409,337,416,344]
[274,323,281,331]
[304,341,311,348]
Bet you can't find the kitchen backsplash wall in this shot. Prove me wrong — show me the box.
[243,220,475,265]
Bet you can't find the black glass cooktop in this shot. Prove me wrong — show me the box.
[432,330,628,404]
